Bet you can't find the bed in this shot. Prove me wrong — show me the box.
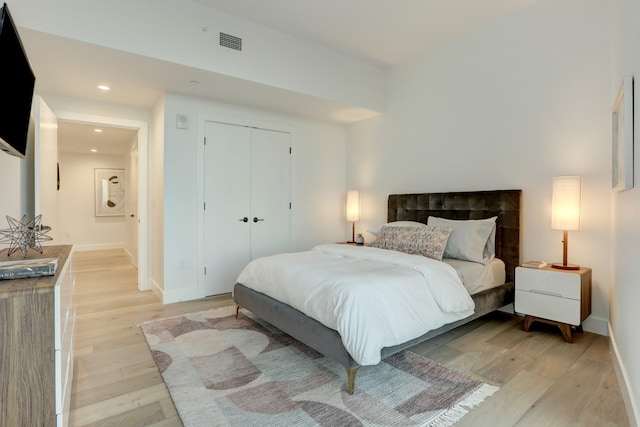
[233,189,521,394]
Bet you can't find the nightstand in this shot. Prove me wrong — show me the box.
[337,242,363,246]
[515,266,592,343]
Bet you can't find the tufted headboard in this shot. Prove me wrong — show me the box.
[387,190,522,283]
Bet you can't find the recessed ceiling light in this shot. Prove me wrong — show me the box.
[94,128,103,133]
[98,85,110,91]
[90,149,97,153]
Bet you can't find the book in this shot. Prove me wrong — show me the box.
[521,260,547,269]
[0,257,58,280]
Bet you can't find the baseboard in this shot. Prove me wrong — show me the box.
[582,315,609,336]
[162,286,204,304]
[498,303,514,314]
[510,308,609,337]
[150,279,202,304]
[73,242,125,251]
[151,279,163,301]
[609,323,639,427]
[123,248,139,268]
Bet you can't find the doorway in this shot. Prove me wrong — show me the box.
[55,111,150,291]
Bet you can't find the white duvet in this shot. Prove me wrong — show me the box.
[236,243,475,366]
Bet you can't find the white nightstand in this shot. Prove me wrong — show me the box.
[515,266,592,343]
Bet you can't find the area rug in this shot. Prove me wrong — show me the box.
[140,306,498,427]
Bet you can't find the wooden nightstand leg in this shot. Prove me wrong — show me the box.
[557,323,573,343]
[522,315,535,332]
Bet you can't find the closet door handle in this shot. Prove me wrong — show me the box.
[239,217,248,223]
[253,217,265,223]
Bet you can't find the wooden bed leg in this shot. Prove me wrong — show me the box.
[235,304,240,319]
[345,367,360,395]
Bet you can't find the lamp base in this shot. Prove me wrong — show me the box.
[551,262,580,270]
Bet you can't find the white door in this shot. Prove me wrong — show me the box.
[203,122,291,296]
[204,122,252,295]
[33,96,59,242]
[126,143,139,267]
[250,129,291,259]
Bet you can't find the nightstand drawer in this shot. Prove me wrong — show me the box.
[515,290,581,325]
[515,267,581,299]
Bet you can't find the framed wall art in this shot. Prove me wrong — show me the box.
[95,168,126,216]
[612,75,634,192]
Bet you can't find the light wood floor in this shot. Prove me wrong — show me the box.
[69,249,630,426]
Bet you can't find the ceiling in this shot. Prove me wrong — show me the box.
[20,0,542,153]
[57,121,136,156]
[193,0,542,66]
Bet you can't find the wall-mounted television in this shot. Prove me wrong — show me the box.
[0,2,36,159]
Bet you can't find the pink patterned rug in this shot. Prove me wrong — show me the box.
[140,306,497,427]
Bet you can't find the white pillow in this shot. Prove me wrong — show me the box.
[367,221,426,236]
[427,216,497,264]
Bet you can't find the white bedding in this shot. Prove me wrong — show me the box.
[442,257,506,295]
[236,243,475,366]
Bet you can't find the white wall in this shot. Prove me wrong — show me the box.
[347,0,611,335]
[38,94,152,123]
[57,151,127,250]
[0,107,35,240]
[150,96,166,296]
[14,0,385,112]
[34,97,59,242]
[0,155,26,225]
[155,93,347,303]
[610,0,640,423]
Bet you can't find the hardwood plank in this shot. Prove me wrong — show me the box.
[579,365,631,426]
[427,340,508,378]
[70,383,169,426]
[454,370,554,427]
[515,358,614,426]
[526,330,597,380]
[82,402,167,427]
[474,329,558,385]
[73,367,163,408]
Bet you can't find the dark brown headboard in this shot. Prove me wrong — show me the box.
[387,190,521,283]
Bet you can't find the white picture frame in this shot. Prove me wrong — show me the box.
[612,75,634,192]
[95,168,126,216]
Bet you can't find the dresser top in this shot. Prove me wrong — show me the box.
[0,245,73,294]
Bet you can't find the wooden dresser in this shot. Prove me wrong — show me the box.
[0,245,75,427]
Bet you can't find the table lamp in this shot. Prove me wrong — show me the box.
[551,176,581,270]
[346,190,360,243]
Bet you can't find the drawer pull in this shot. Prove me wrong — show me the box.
[530,289,563,298]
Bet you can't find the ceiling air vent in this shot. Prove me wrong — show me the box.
[220,33,242,51]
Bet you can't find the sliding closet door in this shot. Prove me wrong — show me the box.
[203,122,251,296]
[250,129,291,259]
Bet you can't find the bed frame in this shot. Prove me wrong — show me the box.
[234,189,521,394]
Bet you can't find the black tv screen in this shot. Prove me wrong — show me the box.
[0,2,35,159]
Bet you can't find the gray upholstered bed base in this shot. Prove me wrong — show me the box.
[233,189,521,394]
[234,281,513,392]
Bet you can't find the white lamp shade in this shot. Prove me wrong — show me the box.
[346,190,360,222]
[551,176,581,231]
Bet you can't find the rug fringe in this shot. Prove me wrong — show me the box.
[423,383,499,427]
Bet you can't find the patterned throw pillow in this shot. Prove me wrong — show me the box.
[367,225,452,261]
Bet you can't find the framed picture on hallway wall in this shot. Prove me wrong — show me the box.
[95,169,126,216]
[612,75,634,192]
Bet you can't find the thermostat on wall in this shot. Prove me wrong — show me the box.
[176,114,189,129]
